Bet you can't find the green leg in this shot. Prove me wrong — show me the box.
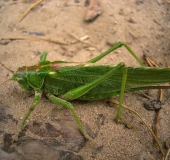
[60,62,124,100]
[51,63,125,139]
[115,67,128,121]
[12,90,42,141]
[87,42,142,121]
[46,93,92,140]
[88,42,144,66]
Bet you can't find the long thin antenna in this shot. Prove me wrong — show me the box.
[0,78,11,87]
[0,61,13,87]
[0,61,14,74]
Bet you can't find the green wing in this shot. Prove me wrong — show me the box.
[43,65,170,100]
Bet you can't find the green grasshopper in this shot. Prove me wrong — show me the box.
[1,42,170,141]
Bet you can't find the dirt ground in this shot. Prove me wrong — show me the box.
[0,0,170,160]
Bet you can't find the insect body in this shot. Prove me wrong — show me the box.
[1,42,170,141]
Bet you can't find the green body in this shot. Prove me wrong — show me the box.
[5,42,170,141]
[13,58,170,101]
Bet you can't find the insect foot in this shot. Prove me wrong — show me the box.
[85,134,97,147]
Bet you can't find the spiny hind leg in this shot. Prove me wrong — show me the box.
[87,42,144,66]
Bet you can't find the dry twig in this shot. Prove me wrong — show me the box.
[19,0,43,22]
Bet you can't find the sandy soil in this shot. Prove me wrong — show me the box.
[0,0,170,159]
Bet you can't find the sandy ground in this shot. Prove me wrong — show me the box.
[0,0,170,159]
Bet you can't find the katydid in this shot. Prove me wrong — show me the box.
[1,42,170,141]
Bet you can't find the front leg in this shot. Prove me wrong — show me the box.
[12,90,42,142]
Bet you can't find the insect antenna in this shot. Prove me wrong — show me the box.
[0,61,14,74]
[0,78,11,87]
[0,61,14,87]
